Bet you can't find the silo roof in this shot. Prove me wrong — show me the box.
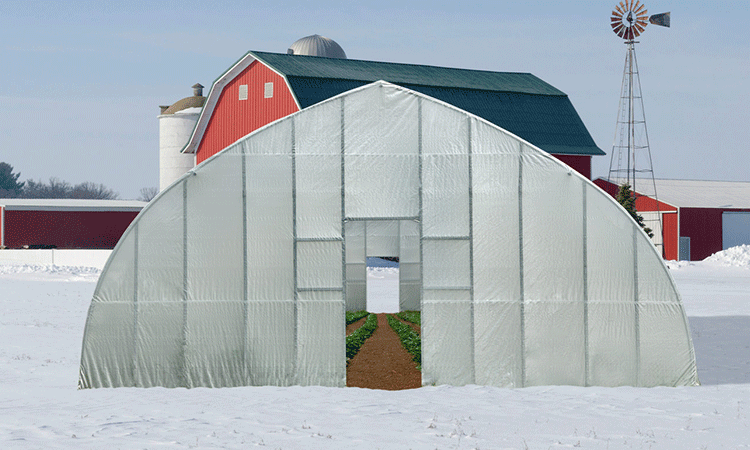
[162,96,206,115]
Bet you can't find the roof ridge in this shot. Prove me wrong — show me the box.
[249,50,566,96]
[252,50,534,77]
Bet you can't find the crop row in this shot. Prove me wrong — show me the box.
[346,313,377,360]
[346,310,370,325]
[387,315,421,367]
[396,311,420,326]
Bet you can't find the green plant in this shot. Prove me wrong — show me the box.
[616,183,654,238]
[346,313,377,360]
[345,310,369,325]
[387,315,421,366]
[396,311,420,326]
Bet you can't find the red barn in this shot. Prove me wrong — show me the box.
[0,199,145,249]
[595,178,750,261]
[176,49,604,178]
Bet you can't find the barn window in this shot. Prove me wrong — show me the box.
[264,82,273,98]
[238,84,248,100]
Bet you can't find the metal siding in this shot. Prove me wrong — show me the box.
[593,179,678,212]
[680,208,724,261]
[663,212,678,260]
[722,211,750,250]
[635,195,677,212]
[196,61,299,164]
[551,155,591,179]
[3,210,139,249]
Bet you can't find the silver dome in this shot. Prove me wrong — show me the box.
[287,34,347,59]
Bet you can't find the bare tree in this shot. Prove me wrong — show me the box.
[138,187,159,202]
[22,178,119,199]
[71,182,119,200]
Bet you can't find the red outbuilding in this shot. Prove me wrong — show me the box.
[0,199,146,249]
[595,178,750,261]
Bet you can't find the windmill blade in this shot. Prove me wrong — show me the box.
[613,23,625,35]
[612,9,623,18]
[649,12,671,27]
[634,2,646,14]
[634,22,646,35]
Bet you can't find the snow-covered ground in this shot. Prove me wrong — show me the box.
[2,250,750,449]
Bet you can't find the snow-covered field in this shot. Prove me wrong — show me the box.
[2,249,750,449]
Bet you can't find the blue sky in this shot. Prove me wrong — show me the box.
[1,0,748,199]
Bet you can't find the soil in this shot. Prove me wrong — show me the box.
[346,316,367,335]
[346,314,422,390]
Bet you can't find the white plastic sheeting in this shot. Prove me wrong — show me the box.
[79,81,698,389]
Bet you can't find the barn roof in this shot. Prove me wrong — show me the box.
[182,51,605,157]
[251,51,604,156]
[646,179,750,209]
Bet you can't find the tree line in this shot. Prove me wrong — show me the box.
[0,161,155,200]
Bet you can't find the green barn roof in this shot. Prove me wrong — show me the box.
[250,51,604,156]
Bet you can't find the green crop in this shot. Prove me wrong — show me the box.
[346,313,377,360]
[387,315,421,366]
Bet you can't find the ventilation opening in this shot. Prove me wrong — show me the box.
[366,257,399,313]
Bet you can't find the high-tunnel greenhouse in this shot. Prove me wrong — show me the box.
[79,81,698,389]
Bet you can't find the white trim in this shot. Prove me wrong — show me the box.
[0,199,146,212]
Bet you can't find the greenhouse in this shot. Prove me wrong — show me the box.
[79,81,698,389]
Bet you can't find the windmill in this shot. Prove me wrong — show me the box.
[607,1,670,253]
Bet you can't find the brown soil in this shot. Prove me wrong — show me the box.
[346,316,367,335]
[346,314,422,390]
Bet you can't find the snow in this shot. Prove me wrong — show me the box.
[174,107,202,115]
[2,251,750,449]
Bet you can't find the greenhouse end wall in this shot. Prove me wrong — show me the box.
[79,81,698,389]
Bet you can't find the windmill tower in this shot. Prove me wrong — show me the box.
[608,1,670,253]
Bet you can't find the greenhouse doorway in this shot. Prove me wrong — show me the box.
[366,257,399,313]
[344,219,420,313]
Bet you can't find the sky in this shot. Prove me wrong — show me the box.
[1,0,748,200]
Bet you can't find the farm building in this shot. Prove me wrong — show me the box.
[0,199,145,249]
[595,178,750,261]
[80,82,697,389]
[158,35,604,190]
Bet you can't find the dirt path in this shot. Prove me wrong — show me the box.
[346,314,421,390]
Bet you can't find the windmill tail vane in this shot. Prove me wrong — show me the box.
[649,12,670,28]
